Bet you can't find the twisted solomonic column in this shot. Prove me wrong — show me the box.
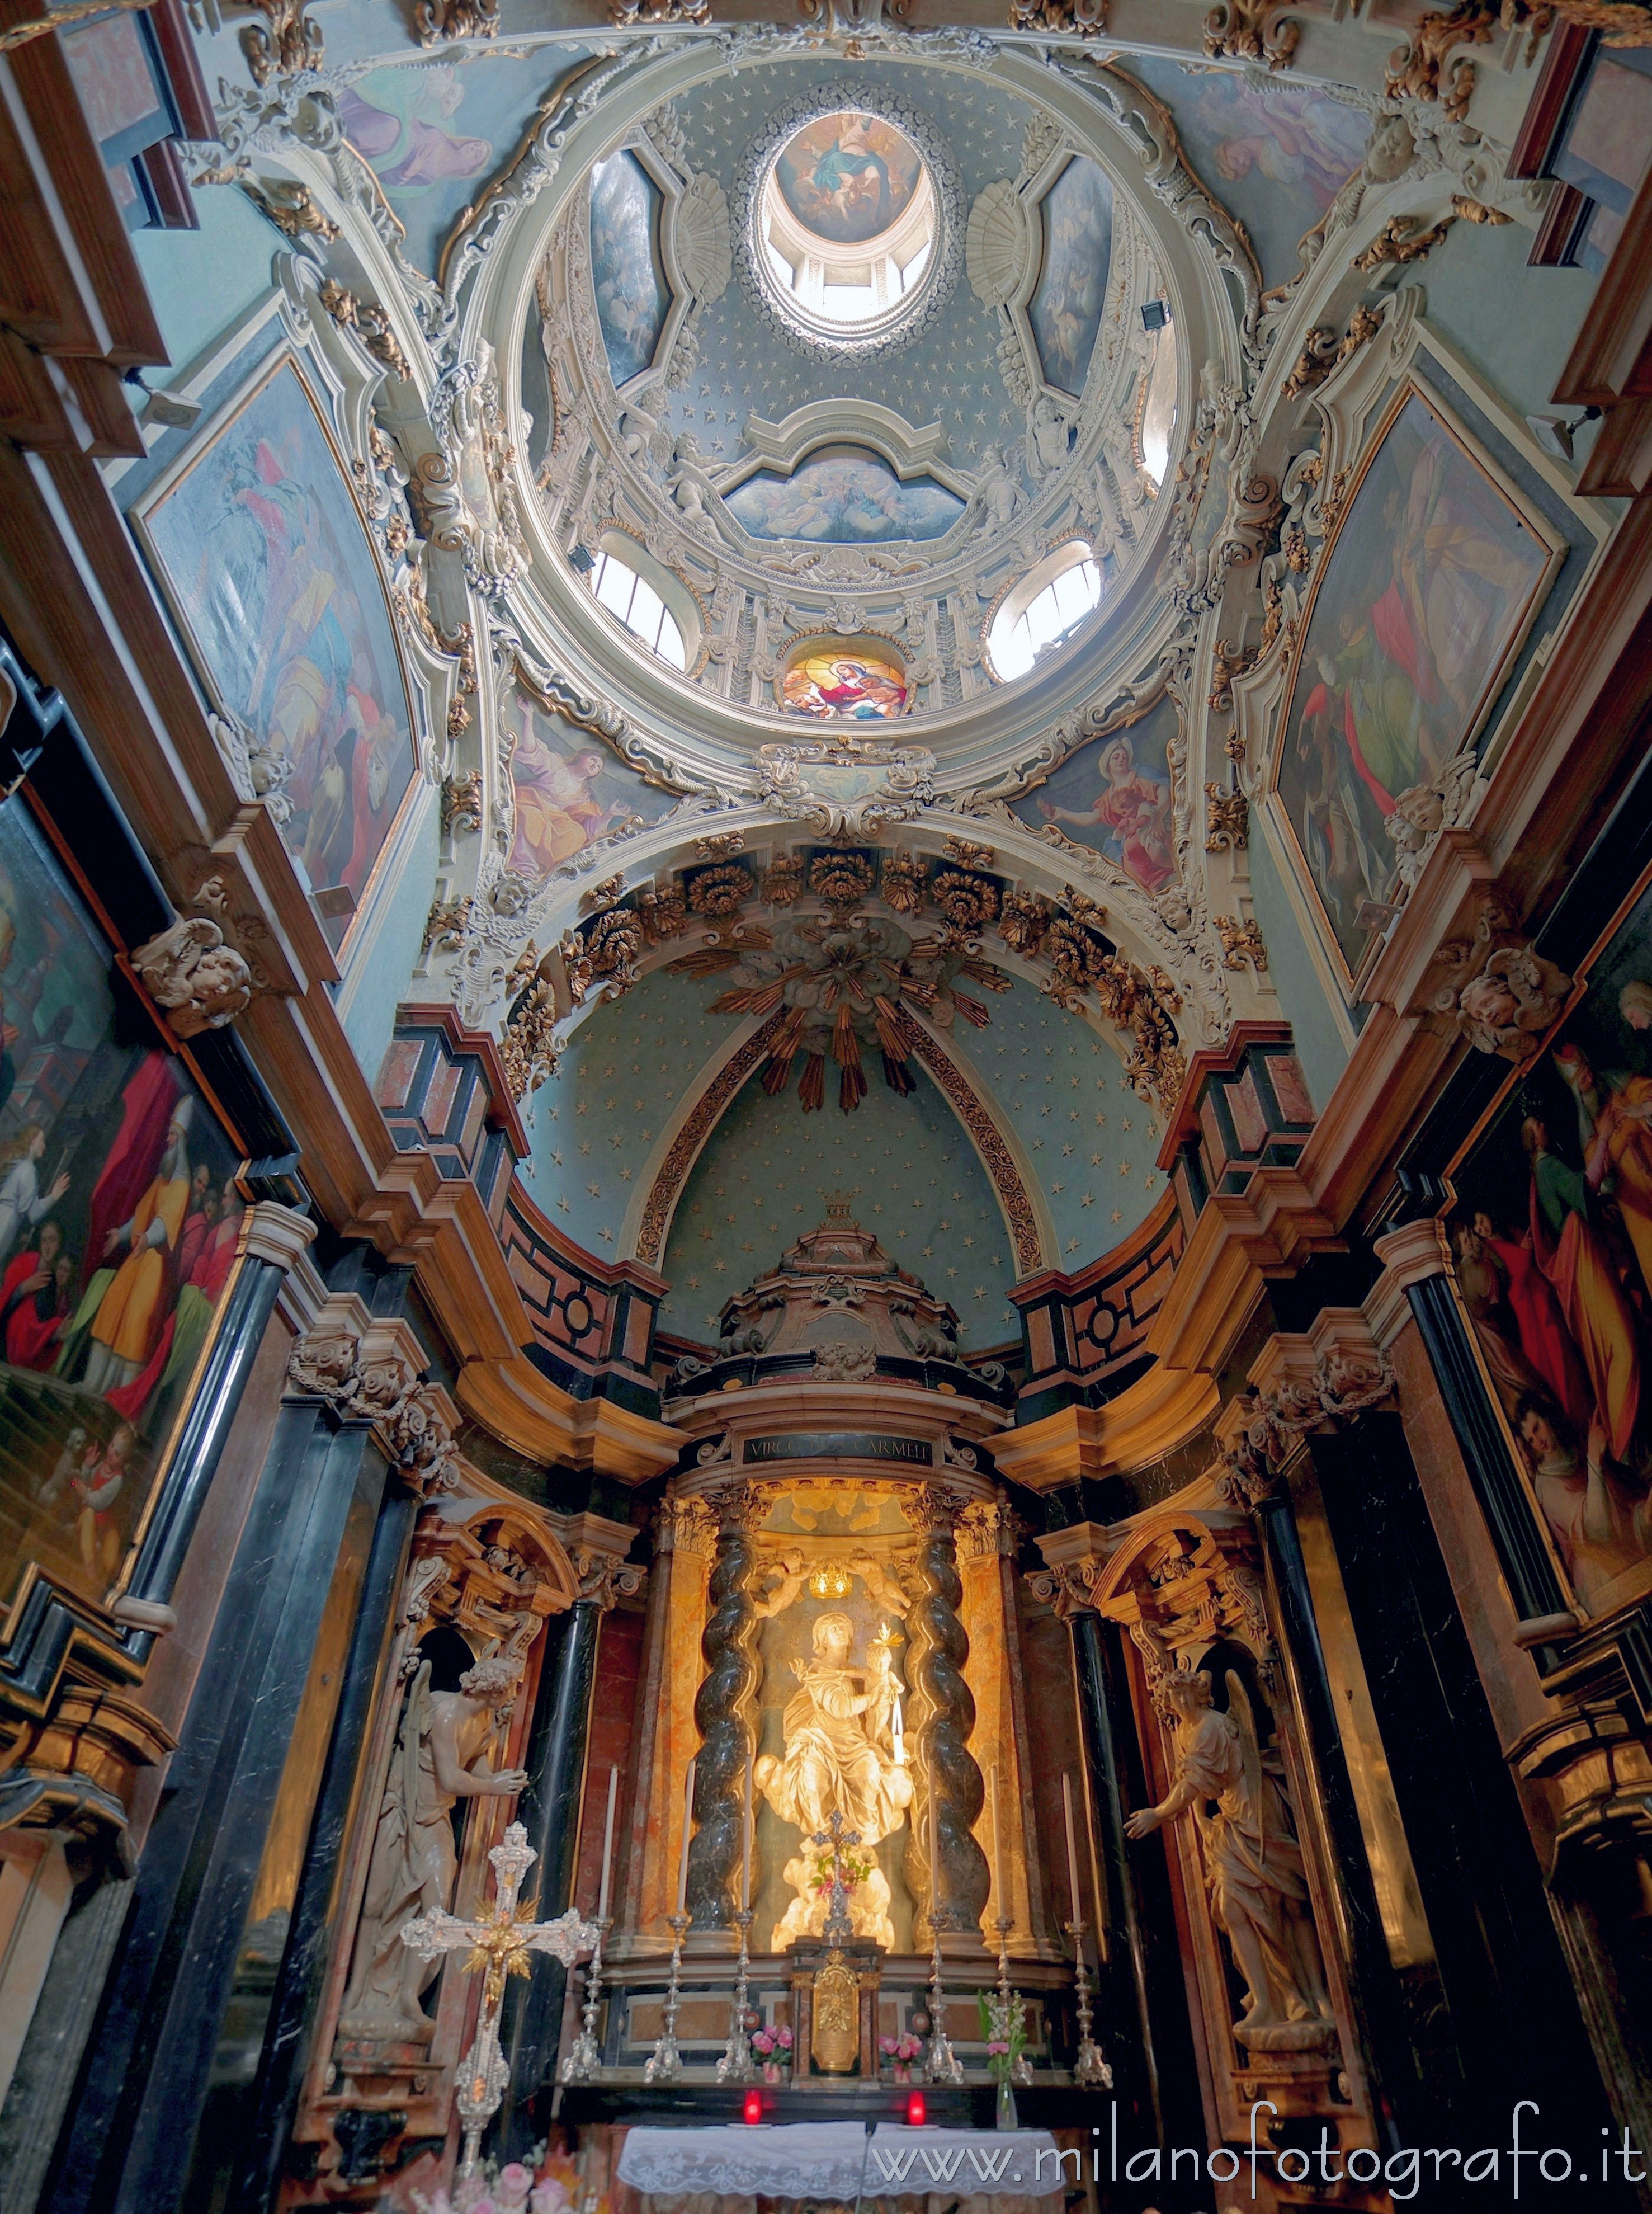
[900,1481,989,1944]
[686,1480,767,1934]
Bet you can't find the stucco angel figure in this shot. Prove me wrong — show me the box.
[1126,1665,1333,2052]
[973,445,1023,529]
[756,1611,914,1949]
[667,434,720,539]
[337,1646,531,2043]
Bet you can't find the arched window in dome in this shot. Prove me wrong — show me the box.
[586,547,688,671]
[987,542,1103,682]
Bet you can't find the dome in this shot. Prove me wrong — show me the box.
[493,54,1216,789]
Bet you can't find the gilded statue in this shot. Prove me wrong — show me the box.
[755,1611,913,1949]
[337,1648,531,2043]
[1126,1666,1333,2052]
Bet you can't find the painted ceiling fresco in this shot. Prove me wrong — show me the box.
[1122,58,1369,291]
[506,697,675,880]
[1029,157,1113,399]
[724,449,966,544]
[775,110,924,245]
[1011,691,1178,894]
[588,149,670,389]
[669,60,1033,465]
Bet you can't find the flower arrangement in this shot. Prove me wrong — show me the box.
[810,1843,873,1895]
[749,2021,794,2078]
[976,1991,1030,2085]
[878,2032,923,2083]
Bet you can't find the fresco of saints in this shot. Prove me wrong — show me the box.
[508,710,636,877]
[781,656,907,720]
[1038,732,1173,892]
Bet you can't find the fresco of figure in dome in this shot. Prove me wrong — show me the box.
[781,651,908,720]
[507,695,673,875]
[588,149,669,388]
[776,112,923,246]
[1029,157,1113,399]
[1016,694,1175,893]
[726,449,964,545]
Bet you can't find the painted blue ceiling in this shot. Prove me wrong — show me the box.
[669,60,1035,468]
[657,1054,1015,1348]
[521,963,747,1255]
[958,974,1168,1259]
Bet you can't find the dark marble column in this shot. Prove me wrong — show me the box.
[230,1478,419,2214]
[686,1481,765,1934]
[40,1273,415,2214]
[495,1534,639,2156]
[901,1482,988,1942]
[1068,1607,1203,2147]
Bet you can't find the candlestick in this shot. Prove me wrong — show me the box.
[675,1756,696,1918]
[1061,1771,1082,1925]
[740,1752,753,1915]
[1064,1917,1113,2089]
[597,1765,619,1924]
[643,1911,690,2083]
[892,1689,905,1765]
[989,1916,1033,2091]
[716,1907,757,2083]
[559,1913,611,2083]
[927,1784,941,1937]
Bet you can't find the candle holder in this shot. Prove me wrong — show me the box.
[991,1915,1033,2087]
[923,1911,964,2086]
[716,1908,758,2083]
[643,1911,691,2083]
[559,1915,612,2083]
[1063,1918,1112,2089]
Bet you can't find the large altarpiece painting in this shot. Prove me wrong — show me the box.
[133,354,421,955]
[1449,873,1652,1620]
[1269,384,1559,986]
[0,789,245,1618]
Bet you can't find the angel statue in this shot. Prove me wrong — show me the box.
[1126,1664,1333,2052]
[755,1612,914,1949]
[337,1643,532,2043]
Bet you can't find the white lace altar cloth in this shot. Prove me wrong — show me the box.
[617,2123,1066,2203]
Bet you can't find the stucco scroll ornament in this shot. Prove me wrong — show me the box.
[1415,893,1573,1063]
[1217,1354,1396,1507]
[756,733,937,841]
[132,918,253,1037]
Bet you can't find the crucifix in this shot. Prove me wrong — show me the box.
[401,1821,599,2178]
[809,1808,862,1945]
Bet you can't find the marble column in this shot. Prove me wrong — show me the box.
[1373,1212,1569,1627]
[1032,1539,1202,2146]
[495,1523,641,2155]
[900,1482,988,1946]
[686,1480,765,1937]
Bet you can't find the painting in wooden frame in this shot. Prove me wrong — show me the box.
[0,778,249,1623]
[1445,861,1652,1625]
[130,350,422,959]
[1266,379,1562,993]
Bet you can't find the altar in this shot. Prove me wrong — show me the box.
[614,2122,1075,2214]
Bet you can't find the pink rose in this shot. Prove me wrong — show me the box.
[879,2036,899,2056]
[776,2026,794,2048]
[987,2041,1008,2057]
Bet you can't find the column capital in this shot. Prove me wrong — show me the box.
[1027,1521,1114,1617]
[239,1199,318,1274]
[1373,1215,1452,1293]
[553,1510,646,1610]
[896,1478,973,1536]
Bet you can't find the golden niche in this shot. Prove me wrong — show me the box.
[755,1610,913,1949]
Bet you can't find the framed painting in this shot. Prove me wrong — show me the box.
[1010,691,1176,895]
[775,111,923,247]
[588,149,670,389]
[1267,381,1561,990]
[778,648,908,720]
[0,777,247,1621]
[1446,865,1652,1623]
[505,692,675,882]
[131,351,421,957]
[1028,157,1113,399]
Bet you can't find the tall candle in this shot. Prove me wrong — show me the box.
[675,1756,697,1916]
[990,1765,1007,1919]
[928,1776,942,1939]
[1061,1771,1082,1925]
[596,1765,619,1921]
[740,1752,753,1913]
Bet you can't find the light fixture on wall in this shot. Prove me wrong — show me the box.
[809,1561,852,1599]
